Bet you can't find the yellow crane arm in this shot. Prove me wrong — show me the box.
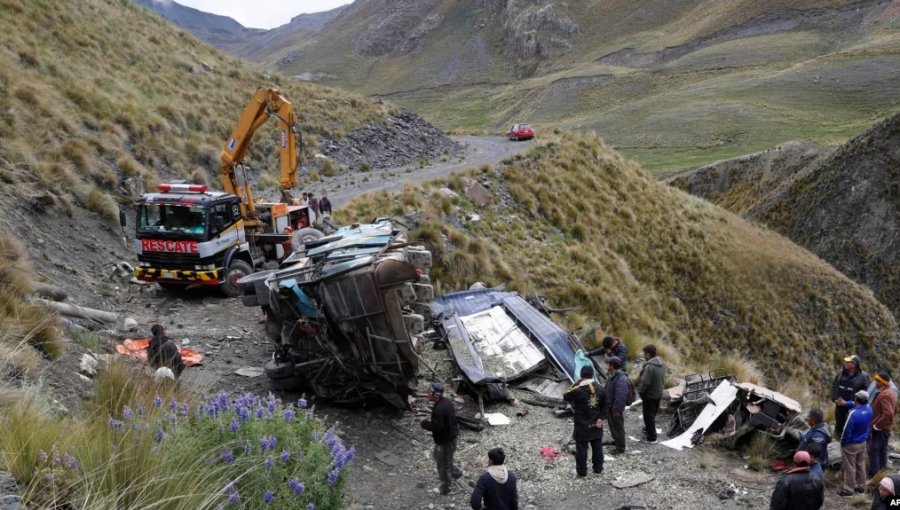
[220,87,300,217]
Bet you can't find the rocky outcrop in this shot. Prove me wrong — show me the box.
[353,0,443,56]
[318,110,463,173]
[500,0,581,61]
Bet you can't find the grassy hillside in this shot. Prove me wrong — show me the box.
[338,132,899,385]
[252,0,900,171]
[0,0,387,220]
[669,113,900,322]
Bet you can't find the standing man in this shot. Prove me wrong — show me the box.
[418,382,462,495]
[797,408,831,469]
[319,191,333,218]
[605,356,629,455]
[469,448,518,510]
[769,450,824,510]
[563,365,607,477]
[637,344,665,443]
[868,372,897,477]
[838,390,872,496]
[831,355,869,439]
[307,191,320,217]
[588,335,628,371]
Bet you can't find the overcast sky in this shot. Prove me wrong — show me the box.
[176,0,353,29]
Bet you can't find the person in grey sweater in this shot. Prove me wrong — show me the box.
[637,344,665,442]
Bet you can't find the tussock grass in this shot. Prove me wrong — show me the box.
[0,0,389,216]
[776,377,813,409]
[745,434,778,471]
[338,133,899,388]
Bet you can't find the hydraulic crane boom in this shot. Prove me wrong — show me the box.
[220,87,300,219]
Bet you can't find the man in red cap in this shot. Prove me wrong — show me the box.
[769,450,824,509]
[831,354,870,438]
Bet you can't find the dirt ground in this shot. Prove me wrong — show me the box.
[1,135,884,510]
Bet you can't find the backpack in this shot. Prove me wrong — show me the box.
[624,375,636,406]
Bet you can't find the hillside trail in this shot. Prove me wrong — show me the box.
[4,136,866,510]
[326,136,532,208]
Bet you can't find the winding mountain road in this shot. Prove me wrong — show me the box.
[326,136,533,208]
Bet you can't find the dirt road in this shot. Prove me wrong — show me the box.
[326,136,533,208]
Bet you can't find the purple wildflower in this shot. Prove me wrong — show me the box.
[263,490,275,504]
[153,395,163,408]
[122,407,133,419]
[63,453,78,470]
[288,477,305,495]
[259,435,277,451]
[282,408,295,422]
[221,448,235,465]
[243,441,253,454]
[237,406,251,422]
[327,469,340,486]
[279,449,291,463]
[45,472,55,482]
[306,410,314,420]
[229,420,240,433]
[168,399,178,410]
[264,457,275,471]
[53,456,62,466]
[166,413,178,425]
[136,405,146,416]
[154,428,165,442]
[297,398,308,409]
[307,503,316,510]
[178,403,189,416]
[224,481,239,504]
[107,416,125,432]
[256,406,265,418]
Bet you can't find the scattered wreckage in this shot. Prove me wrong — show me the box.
[237,219,434,408]
[662,371,806,452]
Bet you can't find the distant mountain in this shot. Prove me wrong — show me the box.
[149,0,900,172]
[668,113,900,321]
[134,0,346,58]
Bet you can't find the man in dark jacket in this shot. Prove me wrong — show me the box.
[868,372,896,476]
[419,382,462,495]
[769,450,824,510]
[605,356,629,455]
[319,191,333,217]
[637,344,664,443]
[831,355,870,438]
[470,448,518,510]
[563,365,607,477]
[148,324,184,378]
[797,408,831,467]
[872,474,900,510]
[307,191,320,216]
[588,335,628,371]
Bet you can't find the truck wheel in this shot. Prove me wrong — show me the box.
[290,227,325,252]
[240,293,260,307]
[221,260,253,297]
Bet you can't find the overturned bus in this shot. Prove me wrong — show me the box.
[237,220,433,408]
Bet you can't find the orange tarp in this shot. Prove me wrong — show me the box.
[115,338,204,366]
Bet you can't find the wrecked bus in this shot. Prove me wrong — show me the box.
[237,220,433,408]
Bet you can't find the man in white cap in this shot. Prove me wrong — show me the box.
[872,474,900,509]
[837,389,872,496]
[769,450,824,509]
[418,382,462,495]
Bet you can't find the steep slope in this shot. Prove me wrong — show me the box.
[0,0,387,223]
[339,132,900,385]
[135,0,263,54]
[669,113,900,321]
[165,0,900,171]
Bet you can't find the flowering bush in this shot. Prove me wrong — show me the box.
[1,387,353,510]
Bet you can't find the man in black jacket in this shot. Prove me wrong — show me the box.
[419,382,462,495]
[587,335,628,371]
[149,324,184,378]
[605,356,630,455]
[563,365,607,477]
[637,344,665,443]
[831,355,870,438]
[470,448,518,510]
[769,450,824,510]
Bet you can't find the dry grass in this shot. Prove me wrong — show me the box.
[338,133,899,388]
[745,434,778,471]
[0,0,388,217]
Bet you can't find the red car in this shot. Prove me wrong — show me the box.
[507,124,534,141]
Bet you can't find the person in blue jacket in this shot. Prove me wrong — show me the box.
[605,356,630,455]
[797,409,831,467]
[838,390,872,496]
[469,448,518,510]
